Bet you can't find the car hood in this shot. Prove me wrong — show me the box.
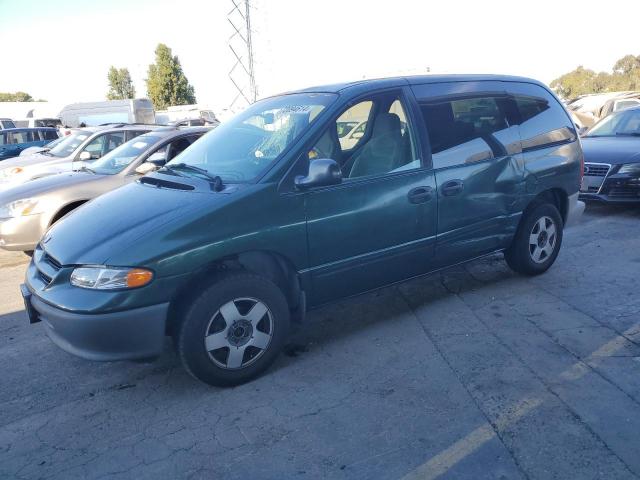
[0,157,77,191]
[581,136,640,165]
[0,171,108,204]
[41,177,232,266]
[0,152,52,170]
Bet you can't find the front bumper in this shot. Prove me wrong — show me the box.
[0,214,45,251]
[24,286,169,361]
[579,173,640,204]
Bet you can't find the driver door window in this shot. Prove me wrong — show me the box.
[82,135,106,159]
[309,95,419,180]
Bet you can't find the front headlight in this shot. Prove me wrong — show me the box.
[618,163,640,175]
[70,266,154,290]
[0,198,42,219]
[0,167,24,178]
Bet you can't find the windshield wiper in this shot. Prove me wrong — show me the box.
[161,163,223,191]
[616,132,640,137]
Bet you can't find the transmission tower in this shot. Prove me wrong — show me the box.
[227,0,257,112]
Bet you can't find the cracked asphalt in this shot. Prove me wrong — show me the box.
[1,203,640,480]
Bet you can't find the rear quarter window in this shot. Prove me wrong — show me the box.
[507,82,576,151]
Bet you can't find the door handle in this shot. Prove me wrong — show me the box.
[407,186,433,204]
[441,179,464,196]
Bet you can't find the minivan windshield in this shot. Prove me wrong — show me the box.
[166,93,337,182]
[89,135,161,175]
[48,130,91,157]
[586,108,640,137]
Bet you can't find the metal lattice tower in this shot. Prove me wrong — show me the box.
[228,0,257,112]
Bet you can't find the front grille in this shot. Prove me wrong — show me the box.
[609,187,640,198]
[34,247,62,287]
[42,252,62,271]
[584,163,611,177]
[39,271,52,284]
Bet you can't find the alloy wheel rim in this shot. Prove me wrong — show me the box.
[529,216,557,264]
[204,297,273,370]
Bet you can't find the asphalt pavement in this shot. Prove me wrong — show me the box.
[1,203,639,480]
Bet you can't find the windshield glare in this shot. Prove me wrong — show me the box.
[587,109,640,137]
[89,135,160,175]
[49,130,91,157]
[166,93,337,182]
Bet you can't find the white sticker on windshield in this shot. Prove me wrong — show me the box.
[132,141,148,149]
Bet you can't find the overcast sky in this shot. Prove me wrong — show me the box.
[1,0,639,112]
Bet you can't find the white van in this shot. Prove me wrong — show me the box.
[59,99,155,127]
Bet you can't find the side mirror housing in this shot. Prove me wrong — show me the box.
[295,158,342,189]
[135,162,158,175]
[78,151,92,161]
[146,151,167,167]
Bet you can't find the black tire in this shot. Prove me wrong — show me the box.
[505,202,563,276]
[176,272,290,387]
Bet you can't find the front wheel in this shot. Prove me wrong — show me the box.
[176,272,290,387]
[505,203,563,276]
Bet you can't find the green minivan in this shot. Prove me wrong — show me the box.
[21,75,584,386]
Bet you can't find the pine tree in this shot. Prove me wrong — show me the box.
[145,44,196,109]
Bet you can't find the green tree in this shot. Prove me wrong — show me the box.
[551,53,640,99]
[107,66,136,100]
[145,43,196,109]
[0,91,34,102]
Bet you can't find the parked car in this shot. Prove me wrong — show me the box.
[21,75,584,386]
[579,106,640,203]
[0,127,207,253]
[59,99,155,127]
[13,118,63,128]
[19,134,69,156]
[0,128,59,161]
[0,125,155,189]
[0,118,16,129]
[597,93,640,120]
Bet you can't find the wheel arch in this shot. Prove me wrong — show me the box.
[526,188,568,224]
[50,200,88,226]
[166,250,304,335]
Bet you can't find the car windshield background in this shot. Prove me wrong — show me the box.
[90,135,161,175]
[48,130,91,157]
[587,108,640,137]
[166,93,337,182]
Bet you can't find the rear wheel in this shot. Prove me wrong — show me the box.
[175,272,290,387]
[505,203,563,276]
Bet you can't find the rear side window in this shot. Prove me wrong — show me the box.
[420,96,518,168]
[43,129,58,140]
[508,83,575,151]
[8,131,28,144]
[27,130,41,142]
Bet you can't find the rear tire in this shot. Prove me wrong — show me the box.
[175,272,290,387]
[505,203,563,276]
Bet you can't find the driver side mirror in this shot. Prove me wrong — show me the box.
[135,162,158,175]
[295,158,342,189]
[78,151,92,161]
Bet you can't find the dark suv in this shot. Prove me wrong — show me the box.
[22,75,584,386]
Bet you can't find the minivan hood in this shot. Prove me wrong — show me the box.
[581,136,640,165]
[0,171,103,204]
[41,178,227,265]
